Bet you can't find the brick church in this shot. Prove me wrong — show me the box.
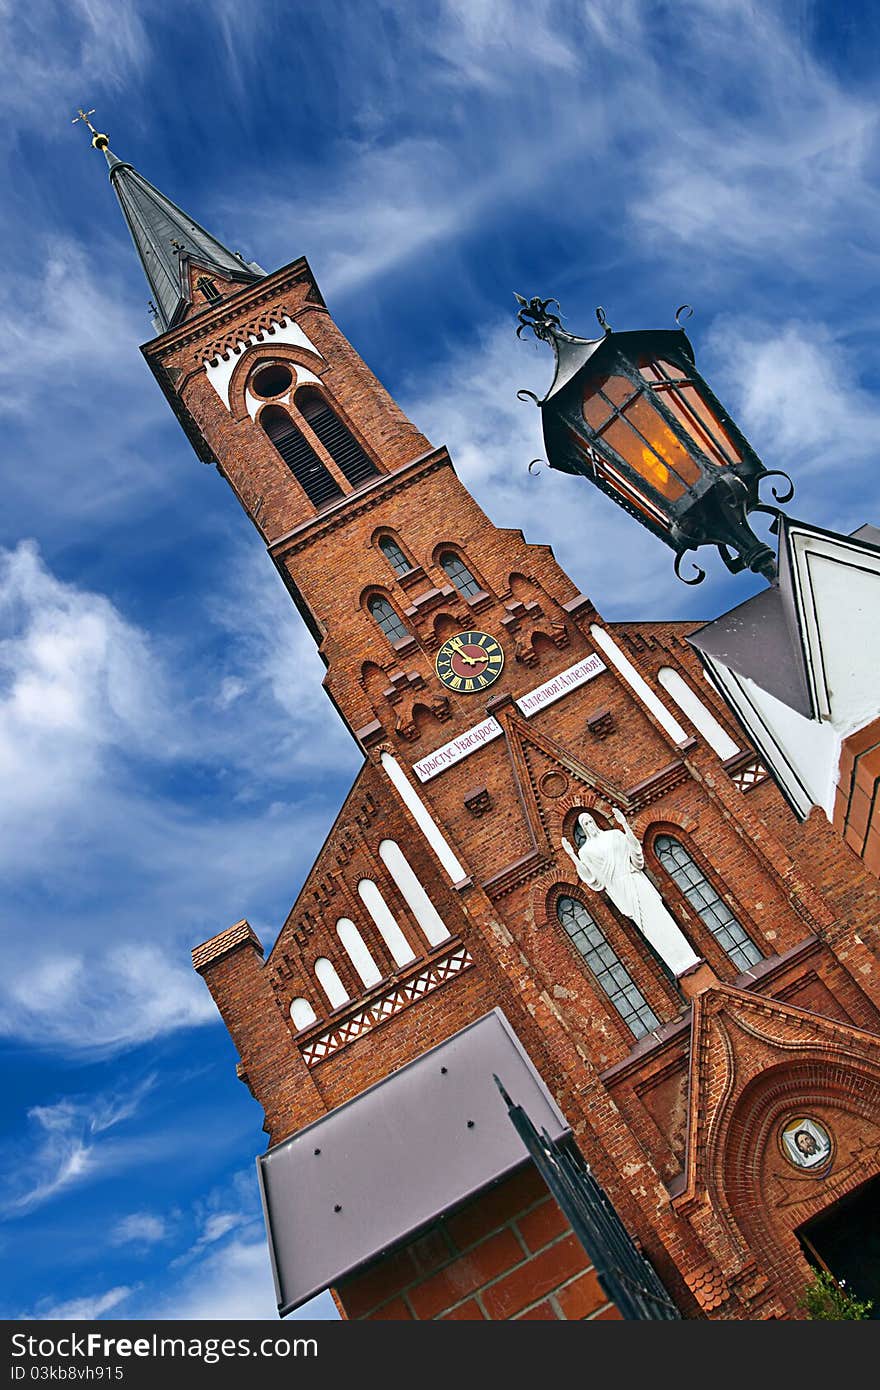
[82,115,880,1321]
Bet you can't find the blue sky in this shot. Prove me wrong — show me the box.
[1,0,879,1321]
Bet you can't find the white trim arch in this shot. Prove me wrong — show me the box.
[380,752,466,883]
[378,840,451,949]
[589,626,689,745]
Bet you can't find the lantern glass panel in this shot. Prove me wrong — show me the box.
[638,360,742,468]
[608,391,703,497]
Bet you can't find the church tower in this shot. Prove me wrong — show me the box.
[84,116,880,1321]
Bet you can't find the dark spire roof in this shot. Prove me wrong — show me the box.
[96,138,265,333]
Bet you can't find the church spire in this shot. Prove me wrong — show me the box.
[73,108,265,333]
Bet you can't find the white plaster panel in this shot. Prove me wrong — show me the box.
[797,541,880,733]
[704,656,839,819]
[204,316,324,411]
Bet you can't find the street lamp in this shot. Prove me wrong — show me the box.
[516,296,792,583]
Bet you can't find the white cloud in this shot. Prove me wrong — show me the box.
[110,1212,169,1247]
[144,1228,336,1321]
[0,542,167,857]
[0,0,149,127]
[4,1077,156,1215]
[0,539,358,1054]
[20,1285,136,1322]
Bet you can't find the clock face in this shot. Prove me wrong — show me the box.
[435,630,504,694]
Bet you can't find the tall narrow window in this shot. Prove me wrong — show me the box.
[296,388,379,488]
[379,537,411,577]
[556,895,659,1039]
[262,405,343,509]
[336,919,383,989]
[440,552,482,598]
[654,836,761,971]
[314,957,349,1009]
[368,596,410,643]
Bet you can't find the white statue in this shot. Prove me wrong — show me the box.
[561,809,700,977]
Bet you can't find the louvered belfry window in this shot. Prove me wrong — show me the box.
[654,836,761,971]
[296,388,379,488]
[261,405,343,509]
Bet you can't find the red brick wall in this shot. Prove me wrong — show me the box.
[335,1164,621,1321]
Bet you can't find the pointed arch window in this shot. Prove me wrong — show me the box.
[368,596,411,643]
[379,536,411,577]
[262,405,343,509]
[556,895,659,1039]
[440,551,482,599]
[296,387,379,488]
[653,836,761,971]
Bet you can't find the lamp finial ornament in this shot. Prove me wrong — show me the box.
[515,293,563,342]
[72,106,110,151]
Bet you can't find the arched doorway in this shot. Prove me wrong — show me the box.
[796,1174,880,1314]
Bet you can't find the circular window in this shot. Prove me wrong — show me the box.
[251,363,294,398]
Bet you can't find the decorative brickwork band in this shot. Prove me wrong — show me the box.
[301,944,474,1066]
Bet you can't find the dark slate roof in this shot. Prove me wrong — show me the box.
[101,145,264,331]
[688,515,880,718]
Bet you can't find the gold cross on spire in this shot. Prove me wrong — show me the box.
[72,107,109,151]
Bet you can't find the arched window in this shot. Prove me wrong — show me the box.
[261,405,342,509]
[573,816,588,850]
[379,536,411,577]
[654,836,761,971]
[290,997,317,1031]
[336,919,383,989]
[368,596,411,643]
[439,551,482,599]
[314,957,349,1009]
[556,895,659,1039]
[357,880,416,967]
[296,388,378,488]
